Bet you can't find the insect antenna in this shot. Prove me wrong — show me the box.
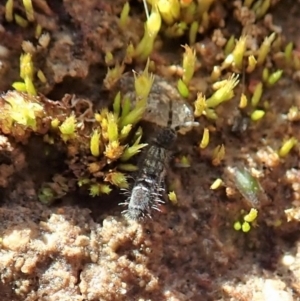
[142,0,150,19]
[167,97,174,128]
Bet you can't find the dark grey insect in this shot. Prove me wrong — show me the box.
[122,99,197,220]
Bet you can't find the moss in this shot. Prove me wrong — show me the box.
[0,56,152,203]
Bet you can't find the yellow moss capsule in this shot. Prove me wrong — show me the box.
[206,74,239,108]
[267,70,283,86]
[105,52,114,66]
[233,221,242,231]
[278,137,297,157]
[14,14,29,27]
[210,178,223,190]
[212,79,228,90]
[241,221,251,233]
[77,178,90,187]
[99,184,112,194]
[135,31,154,61]
[251,110,265,121]
[90,129,102,157]
[246,55,257,73]
[5,0,14,22]
[177,155,190,168]
[43,134,55,145]
[293,54,300,71]
[4,92,43,130]
[101,117,109,140]
[12,81,27,92]
[244,208,258,222]
[59,115,77,140]
[95,113,102,123]
[262,67,269,83]
[124,42,135,64]
[189,21,198,45]
[35,24,42,39]
[38,187,54,204]
[24,77,37,96]
[119,124,132,140]
[210,66,221,82]
[38,33,50,48]
[182,45,196,85]
[88,162,101,174]
[257,32,276,66]
[89,184,101,197]
[284,42,293,65]
[131,128,143,146]
[20,53,34,79]
[251,82,263,107]
[134,59,155,100]
[147,4,163,33]
[120,143,147,161]
[197,0,214,15]
[117,163,138,172]
[224,35,235,56]
[200,11,209,31]
[273,219,282,227]
[107,113,119,142]
[135,5,161,60]
[37,69,47,83]
[212,144,225,166]
[222,54,234,69]
[103,63,125,90]
[177,78,189,98]
[204,108,218,120]
[222,35,247,70]
[287,106,300,122]
[23,0,35,21]
[272,35,283,52]
[180,1,194,21]
[231,35,247,70]
[105,172,128,189]
[255,0,271,19]
[120,97,131,120]
[120,99,147,128]
[251,1,261,13]
[244,0,255,7]
[168,191,178,205]
[157,0,180,25]
[200,128,209,149]
[119,1,130,29]
[180,0,193,7]
[194,93,207,117]
[169,0,181,22]
[165,22,187,38]
[104,141,125,161]
[239,93,248,109]
[51,118,60,128]
[263,100,270,109]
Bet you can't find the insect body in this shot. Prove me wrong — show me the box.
[125,126,177,219]
[119,74,198,220]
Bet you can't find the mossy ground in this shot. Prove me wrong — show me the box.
[0,0,300,300]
